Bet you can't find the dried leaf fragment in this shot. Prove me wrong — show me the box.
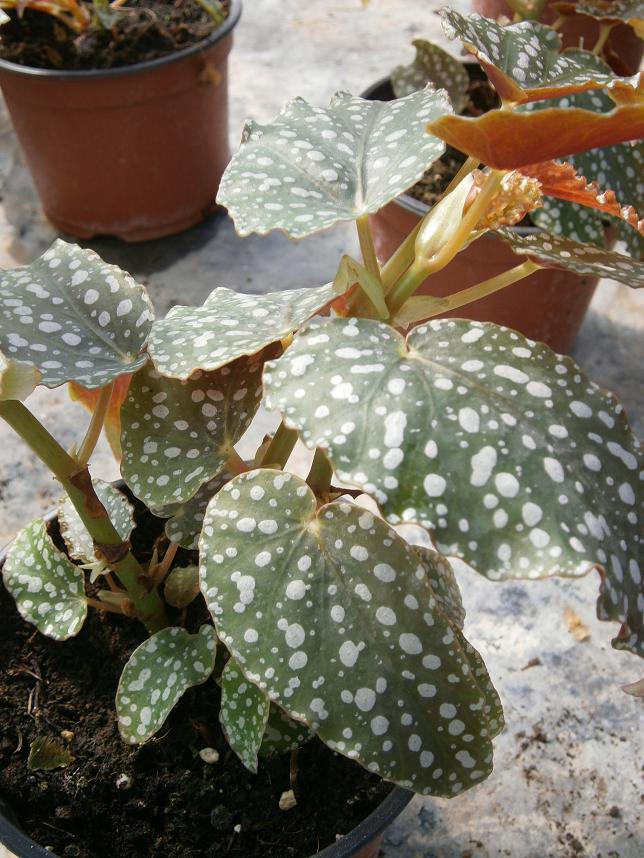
[564,607,591,642]
[28,736,74,771]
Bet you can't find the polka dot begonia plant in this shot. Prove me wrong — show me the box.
[0,4,642,807]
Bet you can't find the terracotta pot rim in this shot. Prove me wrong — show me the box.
[0,0,242,81]
[0,495,414,858]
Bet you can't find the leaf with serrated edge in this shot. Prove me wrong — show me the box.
[263,317,643,657]
[496,228,644,286]
[155,473,232,550]
[441,9,636,104]
[200,469,502,796]
[147,285,333,381]
[260,706,314,758]
[220,657,270,773]
[0,240,153,389]
[164,565,200,609]
[58,480,135,565]
[116,625,217,744]
[121,353,267,507]
[217,88,451,239]
[0,352,40,401]
[391,39,470,113]
[2,518,87,640]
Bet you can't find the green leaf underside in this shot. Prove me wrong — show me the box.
[200,469,502,796]
[441,9,628,103]
[217,88,451,239]
[0,240,153,389]
[0,352,40,401]
[58,480,135,565]
[164,565,200,609]
[147,284,334,380]
[2,518,87,640]
[155,473,232,551]
[28,736,74,771]
[391,40,470,113]
[120,354,266,508]
[496,229,644,286]
[260,705,314,758]
[220,657,270,772]
[116,625,217,744]
[263,317,643,657]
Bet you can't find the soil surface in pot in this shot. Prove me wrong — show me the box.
[408,76,499,207]
[0,505,391,858]
[0,1,231,71]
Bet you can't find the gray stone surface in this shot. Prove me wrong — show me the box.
[0,2,642,857]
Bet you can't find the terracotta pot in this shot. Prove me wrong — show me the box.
[470,0,643,75]
[364,77,601,354]
[0,0,242,241]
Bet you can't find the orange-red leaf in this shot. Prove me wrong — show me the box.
[427,103,644,169]
[520,160,644,235]
[68,375,132,461]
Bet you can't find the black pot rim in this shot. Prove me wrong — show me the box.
[0,497,413,858]
[0,0,242,81]
[361,74,538,237]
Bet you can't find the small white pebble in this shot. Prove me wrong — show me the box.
[115,773,132,790]
[279,789,297,811]
[233,824,242,834]
[199,747,220,764]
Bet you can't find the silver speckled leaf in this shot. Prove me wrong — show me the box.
[116,624,217,744]
[121,354,266,508]
[155,473,232,550]
[2,518,87,640]
[217,88,451,238]
[164,565,200,609]
[200,469,502,796]
[260,706,314,758]
[58,480,135,565]
[147,284,334,380]
[391,39,470,113]
[441,9,632,104]
[0,240,153,389]
[417,547,466,631]
[0,352,40,401]
[220,657,270,773]
[263,317,643,657]
[496,228,644,286]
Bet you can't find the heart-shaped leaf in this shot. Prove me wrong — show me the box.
[496,228,644,286]
[68,375,133,461]
[0,352,40,401]
[441,9,636,104]
[427,102,644,169]
[263,317,643,657]
[58,479,135,567]
[155,473,232,551]
[217,89,451,238]
[121,353,266,507]
[116,624,217,744]
[200,469,502,796]
[163,565,200,609]
[220,657,270,773]
[2,518,87,640]
[552,1,644,37]
[147,284,334,381]
[391,39,470,113]
[0,240,153,389]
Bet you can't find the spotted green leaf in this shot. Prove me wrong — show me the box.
[200,470,502,796]
[552,1,644,37]
[2,518,87,640]
[391,39,470,113]
[0,352,40,401]
[116,624,217,744]
[441,9,635,104]
[164,565,200,609]
[220,657,270,772]
[260,706,314,758]
[417,547,465,631]
[0,240,153,389]
[155,473,232,550]
[496,228,644,286]
[263,317,643,657]
[58,479,135,567]
[217,88,451,239]
[147,284,334,380]
[121,354,266,507]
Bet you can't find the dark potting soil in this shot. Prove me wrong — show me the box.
[0,1,231,71]
[408,76,500,208]
[0,509,391,857]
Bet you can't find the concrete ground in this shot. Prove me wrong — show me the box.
[0,2,642,857]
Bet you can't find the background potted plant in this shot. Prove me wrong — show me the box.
[364,4,643,351]
[0,6,643,856]
[0,0,242,242]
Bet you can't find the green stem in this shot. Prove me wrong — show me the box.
[306,447,333,497]
[0,400,169,633]
[356,215,381,281]
[75,381,113,467]
[259,421,298,468]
